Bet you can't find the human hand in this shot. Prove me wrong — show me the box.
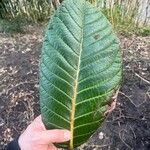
[18,115,70,150]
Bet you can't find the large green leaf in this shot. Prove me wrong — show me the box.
[39,0,122,149]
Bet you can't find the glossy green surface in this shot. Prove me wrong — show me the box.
[39,0,122,149]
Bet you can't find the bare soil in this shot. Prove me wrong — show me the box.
[0,28,150,150]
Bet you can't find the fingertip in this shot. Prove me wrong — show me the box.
[41,129,71,143]
[63,130,71,141]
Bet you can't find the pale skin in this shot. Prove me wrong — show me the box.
[18,115,71,150]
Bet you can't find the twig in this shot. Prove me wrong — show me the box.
[119,91,137,107]
[129,125,136,139]
[147,93,150,98]
[126,40,134,50]
[119,129,132,149]
[113,115,143,122]
[135,73,150,84]
[146,88,150,98]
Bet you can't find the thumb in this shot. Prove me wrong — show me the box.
[39,129,71,144]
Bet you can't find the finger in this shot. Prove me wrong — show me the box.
[29,115,46,130]
[48,143,57,150]
[40,129,70,144]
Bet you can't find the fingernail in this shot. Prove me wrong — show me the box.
[64,131,71,140]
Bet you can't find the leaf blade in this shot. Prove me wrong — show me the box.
[40,0,122,149]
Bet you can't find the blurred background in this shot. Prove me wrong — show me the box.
[0,0,150,150]
[0,0,150,35]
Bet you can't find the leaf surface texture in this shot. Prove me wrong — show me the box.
[40,0,122,149]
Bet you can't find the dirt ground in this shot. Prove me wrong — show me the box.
[0,27,150,150]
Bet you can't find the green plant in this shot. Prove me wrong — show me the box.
[0,0,52,22]
[98,0,139,35]
[39,0,122,149]
[0,17,24,33]
[136,27,150,36]
[1,0,149,36]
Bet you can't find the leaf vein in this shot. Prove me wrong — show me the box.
[74,130,95,138]
[74,111,95,120]
[85,30,112,48]
[40,84,71,111]
[84,24,110,38]
[85,15,103,27]
[78,68,121,95]
[41,69,72,100]
[43,45,77,71]
[74,119,100,129]
[79,50,120,83]
[41,61,74,88]
[62,5,82,29]
[82,38,116,61]
[55,16,80,43]
[42,105,70,124]
[76,88,115,106]
[47,122,64,129]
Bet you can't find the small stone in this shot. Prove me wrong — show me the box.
[9,137,13,141]
[7,128,11,132]
[34,84,39,88]
[99,132,104,140]
[0,118,5,127]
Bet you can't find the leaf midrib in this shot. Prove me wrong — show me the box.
[70,3,85,150]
